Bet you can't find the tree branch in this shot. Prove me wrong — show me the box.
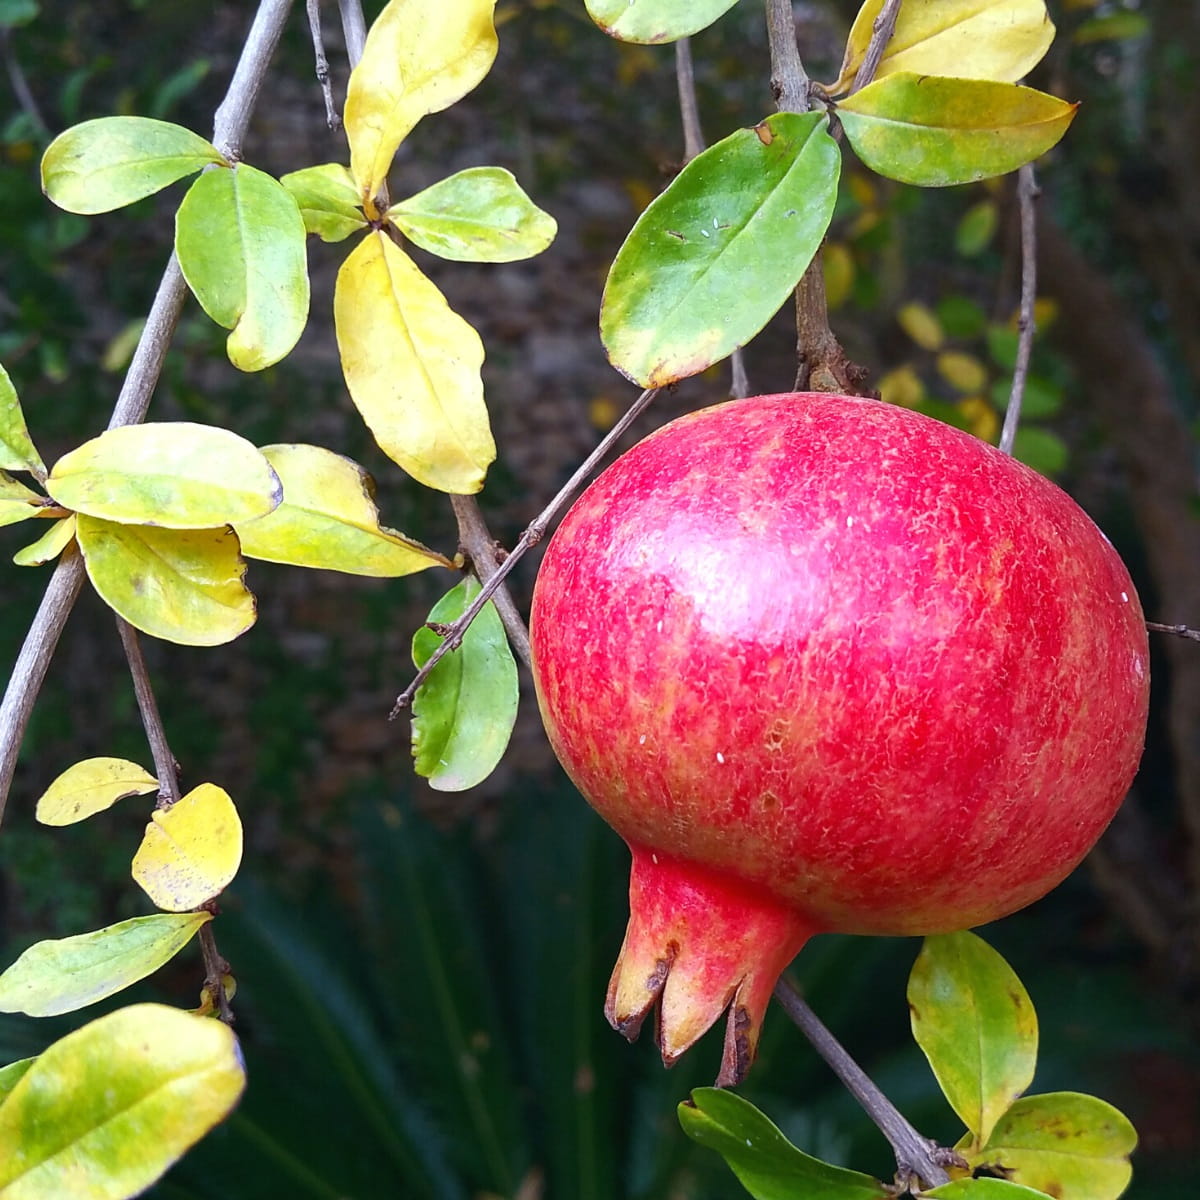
[848,0,904,96]
[764,0,809,113]
[391,387,660,717]
[675,36,706,163]
[999,163,1039,456]
[1147,622,1200,642]
[306,0,341,130]
[0,0,297,827]
[773,977,956,1190]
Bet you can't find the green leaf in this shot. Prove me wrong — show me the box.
[925,1180,1052,1199]
[964,1092,1136,1200]
[36,756,158,826]
[76,516,256,647]
[909,932,1037,1145]
[601,111,840,387]
[1073,13,1149,45]
[0,1059,35,1106]
[0,363,45,475]
[13,515,76,566]
[838,75,1077,187]
[175,163,311,371]
[41,116,224,214]
[0,482,42,530]
[0,1,39,30]
[234,443,452,576]
[0,1003,245,1197]
[955,200,998,256]
[0,913,211,1017]
[1011,427,1068,477]
[678,1088,889,1199]
[280,162,367,243]
[46,422,282,529]
[411,578,518,792]
[990,376,1063,419]
[584,0,740,44]
[388,167,557,263]
[987,324,1020,370]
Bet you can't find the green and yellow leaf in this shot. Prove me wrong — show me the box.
[334,230,494,493]
[584,0,740,44]
[175,163,311,371]
[602,111,840,387]
[345,0,499,206]
[280,162,367,243]
[0,1003,245,1197]
[832,0,1056,94]
[76,516,256,647]
[909,932,1038,1145]
[0,1059,34,1107]
[36,757,158,826]
[925,1180,1054,1199]
[46,422,281,529]
[0,479,42,530]
[131,783,243,912]
[388,167,556,262]
[838,75,1077,188]
[235,443,451,576]
[0,363,45,475]
[412,578,519,792]
[961,1092,1136,1200]
[41,116,224,214]
[0,913,211,1018]
[13,515,76,566]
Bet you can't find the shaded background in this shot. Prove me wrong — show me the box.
[0,0,1197,1196]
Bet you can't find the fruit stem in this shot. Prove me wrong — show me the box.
[772,976,954,1190]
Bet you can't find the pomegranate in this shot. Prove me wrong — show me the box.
[529,393,1148,1086]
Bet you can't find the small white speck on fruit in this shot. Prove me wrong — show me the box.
[846,515,854,528]
[639,734,647,744]
[656,620,663,632]
[1121,592,1129,602]
[716,752,725,764]
[651,853,658,864]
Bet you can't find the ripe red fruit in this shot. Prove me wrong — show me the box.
[529,393,1149,1086]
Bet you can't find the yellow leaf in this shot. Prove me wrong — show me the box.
[897,301,945,350]
[878,363,926,408]
[937,350,988,393]
[957,395,1001,443]
[13,514,76,566]
[46,422,281,529]
[36,757,158,826]
[822,242,855,310]
[235,443,452,575]
[344,0,499,204]
[832,0,1055,94]
[334,231,494,493]
[76,516,256,647]
[131,783,243,912]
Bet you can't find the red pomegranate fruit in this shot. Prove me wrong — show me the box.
[529,393,1148,1086]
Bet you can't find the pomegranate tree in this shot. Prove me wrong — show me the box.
[529,392,1149,1087]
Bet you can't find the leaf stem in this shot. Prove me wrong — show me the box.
[772,976,954,1190]
[0,0,296,829]
[999,163,1040,456]
[391,387,660,717]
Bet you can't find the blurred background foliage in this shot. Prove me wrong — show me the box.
[0,0,1197,1196]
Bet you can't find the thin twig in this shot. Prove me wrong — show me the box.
[116,617,181,805]
[338,0,368,66]
[449,494,532,670]
[1148,621,1200,642]
[1000,163,1039,456]
[773,977,955,1190]
[198,924,236,1024]
[848,0,904,96]
[764,0,809,112]
[1,27,49,137]
[391,387,660,717]
[675,37,705,162]
[0,0,296,827]
[306,0,342,129]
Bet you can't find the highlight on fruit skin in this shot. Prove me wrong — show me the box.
[529,392,1150,1087]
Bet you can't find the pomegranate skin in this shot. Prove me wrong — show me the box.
[530,393,1149,1081]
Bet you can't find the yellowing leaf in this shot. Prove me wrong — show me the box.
[280,162,367,243]
[838,75,1077,188]
[335,231,494,493]
[36,757,158,826]
[937,350,988,393]
[131,783,243,911]
[13,514,76,566]
[46,422,282,528]
[175,164,311,371]
[898,301,945,350]
[0,913,211,1017]
[76,516,256,647]
[40,116,224,214]
[387,167,557,262]
[0,487,42,530]
[0,362,45,475]
[957,396,1000,443]
[345,0,499,204]
[832,0,1055,94]
[822,242,855,310]
[878,363,926,407]
[235,443,451,576]
[956,200,999,256]
[0,1003,245,1197]
[0,1060,34,1106]
[585,0,742,43]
